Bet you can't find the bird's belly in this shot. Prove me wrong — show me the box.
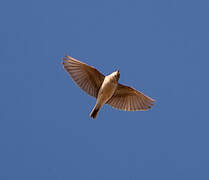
[97,81,117,104]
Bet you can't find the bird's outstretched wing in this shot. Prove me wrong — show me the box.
[106,83,155,111]
[63,56,105,98]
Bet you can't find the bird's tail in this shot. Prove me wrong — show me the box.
[90,104,101,119]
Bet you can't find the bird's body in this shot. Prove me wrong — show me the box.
[62,55,155,119]
[90,72,119,118]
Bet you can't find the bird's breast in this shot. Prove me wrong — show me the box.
[97,77,118,104]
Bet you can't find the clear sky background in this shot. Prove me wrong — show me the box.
[0,0,209,179]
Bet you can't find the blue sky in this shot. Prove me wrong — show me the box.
[0,0,209,179]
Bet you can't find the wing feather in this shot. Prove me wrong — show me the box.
[62,56,105,98]
[106,83,155,111]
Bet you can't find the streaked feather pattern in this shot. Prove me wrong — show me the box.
[63,56,105,98]
[106,84,155,111]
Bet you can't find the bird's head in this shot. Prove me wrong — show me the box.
[113,70,120,81]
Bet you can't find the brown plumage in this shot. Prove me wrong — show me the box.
[62,55,155,119]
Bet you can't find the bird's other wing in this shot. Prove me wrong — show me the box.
[63,55,105,98]
[106,83,155,111]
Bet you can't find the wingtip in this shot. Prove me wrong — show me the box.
[62,55,71,63]
[62,55,77,62]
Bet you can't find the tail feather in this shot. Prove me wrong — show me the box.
[90,105,101,119]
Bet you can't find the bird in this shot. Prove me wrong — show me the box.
[62,55,155,119]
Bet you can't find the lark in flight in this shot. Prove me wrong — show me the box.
[62,55,155,119]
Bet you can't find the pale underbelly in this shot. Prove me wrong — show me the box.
[97,82,117,104]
